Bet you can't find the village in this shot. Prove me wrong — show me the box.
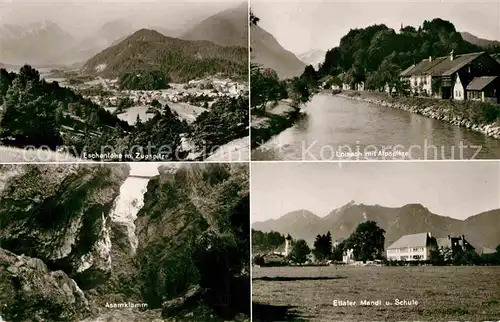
[253,230,498,267]
[327,51,500,104]
[83,77,247,109]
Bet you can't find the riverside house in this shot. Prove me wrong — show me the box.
[465,76,500,103]
[400,51,500,101]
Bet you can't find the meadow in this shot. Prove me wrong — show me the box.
[252,265,500,321]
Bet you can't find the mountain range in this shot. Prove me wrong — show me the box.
[0,4,247,69]
[0,20,75,66]
[182,3,248,48]
[250,24,305,79]
[297,49,327,70]
[252,201,500,250]
[460,31,500,48]
[82,29,247,81]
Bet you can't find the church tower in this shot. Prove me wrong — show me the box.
[285,234,292,256]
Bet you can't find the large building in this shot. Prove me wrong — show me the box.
[400,51,500,101]
[436,235,475,260]
[386,232,437,261]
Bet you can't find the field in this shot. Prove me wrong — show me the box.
[252,265,500,321]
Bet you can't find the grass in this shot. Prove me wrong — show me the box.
[251,102,303,149]
[252,265,500,321]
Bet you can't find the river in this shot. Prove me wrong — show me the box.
[253,94,500,160]
[107,164,159,255]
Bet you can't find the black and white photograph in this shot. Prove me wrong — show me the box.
[0,0,249,162]
[0,162,250,321]
[250,1,500,161]
[251,161,500,321]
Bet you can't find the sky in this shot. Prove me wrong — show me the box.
[0,0,244,38]
[251,0,500,55]
[251,161,500,222]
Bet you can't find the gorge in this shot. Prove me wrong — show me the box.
[0,162,250,321]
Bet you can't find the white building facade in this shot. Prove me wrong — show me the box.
[386,232,436,261]
[453,74,465,101]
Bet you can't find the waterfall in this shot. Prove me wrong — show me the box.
[109,176,150,255]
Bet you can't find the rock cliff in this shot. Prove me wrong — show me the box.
[0,163,249,321]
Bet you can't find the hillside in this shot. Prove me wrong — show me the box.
[182,3,248,48]
[0,20,76,65]
[252,202,500,249]
[252,209,324,242]
[317,18,492,88]
[250,24,306,79]
[83,29,248,82]
[461,31,500,48]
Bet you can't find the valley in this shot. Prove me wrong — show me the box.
[0,3,249,162]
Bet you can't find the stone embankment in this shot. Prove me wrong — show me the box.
[337,93,500,139]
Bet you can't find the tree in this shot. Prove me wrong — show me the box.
[0,69,62,149]
[289,77,311,107]
[252,230,285,253]
[312,231,333,262]
[250,65,287,110]
[289,239,310,264]
[429,249,444,265]
[316,18,484,86]
[301,65,318,84]
[189,96,248,154]
[151,99,161,108]
[249,10,260,26]
[453,249,481,266]
[331,241,345,262]
[345,221,385,262]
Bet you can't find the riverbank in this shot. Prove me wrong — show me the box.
[251,100,305,149]
[337,91,500,139]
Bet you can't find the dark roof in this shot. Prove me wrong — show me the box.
[400,52,485,77]
[387,233,429,249]
[466,76,498,91]
[436,237,451,249]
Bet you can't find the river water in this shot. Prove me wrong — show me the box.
[253,94,500,160]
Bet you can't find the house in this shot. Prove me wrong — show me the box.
[355,81,365,91]
[261,253,286,265]
[343,249,354,264]
[386,232,437,261]
[466,76,500,103]
[436,235,476,259]
[400,51,500,99]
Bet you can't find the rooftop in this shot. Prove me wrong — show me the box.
[400,52,485,77]
[466,76,498,91]
[387,232,430,249]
